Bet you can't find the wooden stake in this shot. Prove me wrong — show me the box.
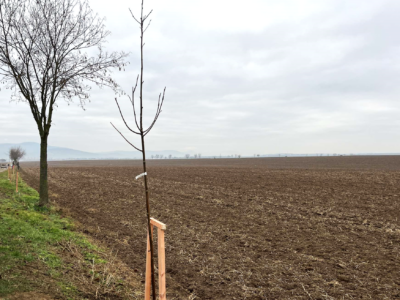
[8,166,10,180]
[144,218,167,300]
[158,228,166,300]
[145,225,154,300]
[151,218,167,230]
[16,172,19,193]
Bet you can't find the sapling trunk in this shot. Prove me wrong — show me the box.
[141,139,156,300]
[139,10,156,296]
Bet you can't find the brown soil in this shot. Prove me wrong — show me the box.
[21,156,400,299]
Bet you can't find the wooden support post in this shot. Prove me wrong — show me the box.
[8,166,10,180]
[144,218,167,300]
[145,225,154,300]
[158,229,166,300]
[16,172,19,193]
[151,218,166,230]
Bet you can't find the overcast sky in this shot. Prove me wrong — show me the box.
[1,0,400,156]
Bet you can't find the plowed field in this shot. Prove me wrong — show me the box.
[22,156,400,299]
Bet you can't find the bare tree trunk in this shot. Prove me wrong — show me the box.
[39,135,49,206]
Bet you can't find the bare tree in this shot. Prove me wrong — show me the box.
[0,0,127,206]
[110,1,166,299]
[9,146,26,163]
[168,154,172,159]
[185,154,190,159]
[194,154,198,159]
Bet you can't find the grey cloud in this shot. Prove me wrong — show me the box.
[2,0,400,155]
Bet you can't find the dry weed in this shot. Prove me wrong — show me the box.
[57,239,142,299]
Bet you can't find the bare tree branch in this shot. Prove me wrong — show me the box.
[143,19,152,33]
[143,9,153,22]
[130,75,141,130]
[144,87,166,136]
[110,122,142,152]
[129,8,140,24]
[114,97,141,135]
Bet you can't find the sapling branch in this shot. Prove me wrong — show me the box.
[130,75,141,130]
[129,8,141,25]
[110,122,142,152]
[114,97,141,135]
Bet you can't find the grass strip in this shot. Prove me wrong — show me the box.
[0,170,140,299]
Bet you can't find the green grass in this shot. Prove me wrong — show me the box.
[0,171,110,299]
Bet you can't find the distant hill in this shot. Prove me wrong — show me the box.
[0,142,185,161]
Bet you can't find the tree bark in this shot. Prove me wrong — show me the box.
[39,134,49,206]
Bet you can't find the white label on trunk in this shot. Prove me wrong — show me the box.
[135,172,147,180]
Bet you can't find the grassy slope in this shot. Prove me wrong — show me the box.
[0,170,141,299]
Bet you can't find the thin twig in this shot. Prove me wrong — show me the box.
[143,19,152,33]
[114,97,141,135]
[131,75,141,130]
[129,8,140,24]
[144,87,166,135]
[143,9,153,21]
[110,122,142,152]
